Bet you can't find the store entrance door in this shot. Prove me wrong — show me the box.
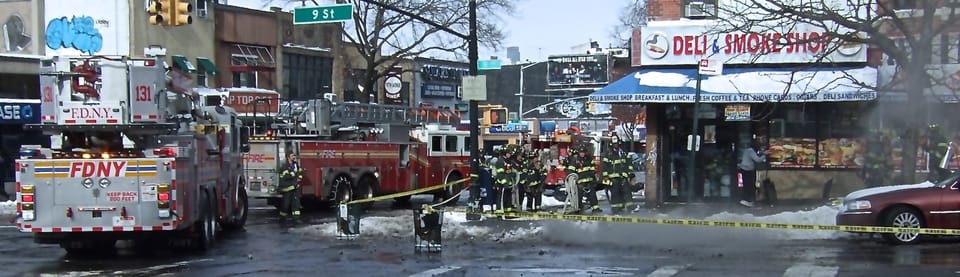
[662,118,743,202]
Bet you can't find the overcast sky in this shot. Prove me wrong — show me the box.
[227,0,626,62]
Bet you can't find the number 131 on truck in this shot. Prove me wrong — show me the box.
[15,55,251,254]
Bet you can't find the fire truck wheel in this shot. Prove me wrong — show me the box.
[356,175,378,209]
[224,188,249,231]
[435,172,463,206]
[334,175,354,205]
[195,190,216,251]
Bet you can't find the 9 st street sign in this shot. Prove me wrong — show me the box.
[293,4,353,24]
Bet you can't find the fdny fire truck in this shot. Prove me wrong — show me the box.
[242,95,469,208]
[15,55,250,254]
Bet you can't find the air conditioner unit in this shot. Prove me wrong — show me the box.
[686,3,715,17]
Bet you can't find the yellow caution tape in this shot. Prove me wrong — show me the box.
[344,177,472,205]
[440,210,960,236]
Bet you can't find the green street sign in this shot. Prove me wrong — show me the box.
[293,4,353,25]
[477,59,502,70]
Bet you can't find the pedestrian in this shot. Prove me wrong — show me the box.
[567,143,600,213]
[278,152,304,224]
[738,140,767,207]
[602,137,634,213]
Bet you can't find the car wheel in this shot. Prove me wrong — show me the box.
[882,206,924,244]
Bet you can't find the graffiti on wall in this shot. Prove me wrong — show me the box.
[45,16,103,55]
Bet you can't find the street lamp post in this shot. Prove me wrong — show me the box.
[517,61,541,140]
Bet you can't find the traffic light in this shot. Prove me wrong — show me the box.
[172,0,193,26]
[489,108,507,125]
[146,0,170,25]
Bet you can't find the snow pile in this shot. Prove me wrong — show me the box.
[0,200,16,216]
[704,206,846,240]
[293,210,541,242]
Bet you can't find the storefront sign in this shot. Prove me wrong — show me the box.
[547,54,609,85]
[0,102,40,124]
[488,122,528,134]
[723,104,750,121]
[592,91,876,103]
[384,75,402,103]
[636,21,866,66]
[421,83,458,98]
[421,64,468,82]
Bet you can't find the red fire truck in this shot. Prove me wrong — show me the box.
[241,97,470,208]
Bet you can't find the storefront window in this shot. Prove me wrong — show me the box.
[764,103,871,169]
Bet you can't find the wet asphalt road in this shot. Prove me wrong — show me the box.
[3,198,960,276]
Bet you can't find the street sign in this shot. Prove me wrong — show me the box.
[477,60,502,71]
[293,4,353,25]
[461,75,487,101]
[698,59,723,76]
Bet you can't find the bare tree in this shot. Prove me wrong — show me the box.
[610,0,648,48]
[709,0,960,182]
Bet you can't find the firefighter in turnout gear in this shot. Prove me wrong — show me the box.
[278,152,304,223]
[602,136,635,213]
[567,142,600,213]
[521,150,547,211]
[926,124,952,182]
[860,129,893,187]
[494,146,520,212]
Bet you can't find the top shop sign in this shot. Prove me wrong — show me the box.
[636,21,867,66]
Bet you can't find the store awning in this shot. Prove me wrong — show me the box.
[589,66,877,103]
[196,57,220,75]
[171,55,197,73]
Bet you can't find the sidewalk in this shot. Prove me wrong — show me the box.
[634,199,833,219]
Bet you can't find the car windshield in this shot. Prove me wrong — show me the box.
[936,170,960,188]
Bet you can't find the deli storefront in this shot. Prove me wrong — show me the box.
[593,20,882,204]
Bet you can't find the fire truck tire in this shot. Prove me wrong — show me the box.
[356,175,378,209]
[195,189,216,251]
[333,175,354,205]
[224,188,249,230]
[435,172,463,206]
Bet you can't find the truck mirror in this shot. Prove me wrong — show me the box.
[940,142,955,169]
[240,126,251,153]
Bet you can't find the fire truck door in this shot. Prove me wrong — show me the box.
[404,144,420,191]
[128,65,165,123]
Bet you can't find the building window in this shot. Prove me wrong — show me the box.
[282,52,333,100]
[196,73,208,87]
[891,0,914,10]
[196,0,208,17]
[233,71,256,88]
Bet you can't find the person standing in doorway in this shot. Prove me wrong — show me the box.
[738,141,767,207]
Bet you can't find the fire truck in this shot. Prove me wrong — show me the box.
[15,55,250,254]
[242,95,470,208]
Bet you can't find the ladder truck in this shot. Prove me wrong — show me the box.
[15,55,250,254]
[242,95,470,208]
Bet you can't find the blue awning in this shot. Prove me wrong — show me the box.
[589,66,877,103]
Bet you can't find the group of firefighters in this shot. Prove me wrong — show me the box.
[486,134,637,214]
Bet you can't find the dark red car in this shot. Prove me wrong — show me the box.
[836,170,960,244]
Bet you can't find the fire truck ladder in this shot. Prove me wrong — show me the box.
[329,102,461,127]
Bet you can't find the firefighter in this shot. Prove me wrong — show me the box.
[278,152,304,224]
[926,124,952,182]
[602,136,635,213]
[861,129,892,187]
[567,142,600,213]
[494,145,519,212]
[523,151,547,211]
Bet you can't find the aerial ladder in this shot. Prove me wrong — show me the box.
[267,98,462,139]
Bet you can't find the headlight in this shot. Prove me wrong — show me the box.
[843,200,871,211]
[98,178,111,188]
[82,178,94,188]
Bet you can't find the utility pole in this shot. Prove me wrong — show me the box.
[466,0,482,221]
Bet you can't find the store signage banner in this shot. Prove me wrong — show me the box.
[0,102,39,124]
[547,54,609,85]
[421,83,458,98]
[592,91,876,103]
[723,104,750,121]
[636,21,866,66]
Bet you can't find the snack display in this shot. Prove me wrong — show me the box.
[891,146,929,172]
[767,138,817,168]
[817,138,865,168]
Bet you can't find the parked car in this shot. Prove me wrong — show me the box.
[836,170,960,244]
